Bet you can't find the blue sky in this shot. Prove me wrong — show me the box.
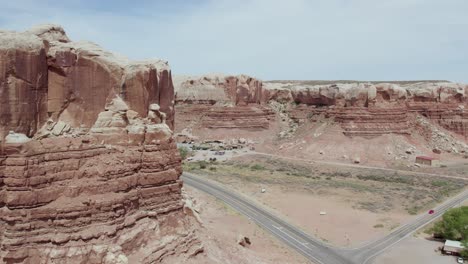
[1,0,467,82]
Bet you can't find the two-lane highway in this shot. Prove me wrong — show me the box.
[183,173,352,264]
[182,172,468,264]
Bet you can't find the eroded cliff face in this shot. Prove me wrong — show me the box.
[265,81,468,138]
[0,25,200,264]
[174,74,274,135]
[174,75,467,142]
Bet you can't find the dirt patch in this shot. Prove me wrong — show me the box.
[184,186,310,264]
[374,237,454,264]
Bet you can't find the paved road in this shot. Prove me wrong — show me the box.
[182,173,468,264]
[183,173,352,264]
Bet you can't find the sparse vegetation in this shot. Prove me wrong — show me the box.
[178,146,190,160]
[183,155,466,215]
[198,161,208,169]
[250,164,266,171]
[431,180,450,187]
[406,206,421,215]
[373,224,384,228]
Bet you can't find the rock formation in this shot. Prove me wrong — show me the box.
[174,74,274,135]
[0,25,200,263]
[264,81,468,139]
[174,75,467,142]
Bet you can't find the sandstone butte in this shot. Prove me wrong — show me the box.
[0,25,202,263]
[174,75,468,139]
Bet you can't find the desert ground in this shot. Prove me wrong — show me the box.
[373,236,455,264]
[184,186,311,264]
[183,154,466,247]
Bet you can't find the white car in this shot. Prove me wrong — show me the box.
[458,257,464,264]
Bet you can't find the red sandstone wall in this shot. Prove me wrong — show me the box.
[174,75,274,132]
[174,76,467,139]
[0,38,48,138]
[264,82,467,138]
[0,25,196,263]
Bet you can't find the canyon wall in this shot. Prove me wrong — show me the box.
[0,25,200,264]
[174,74,467,140]
[264,81,467,138]
[174,74,274,135]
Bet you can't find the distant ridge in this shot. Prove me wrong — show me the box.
[265,80,451,85]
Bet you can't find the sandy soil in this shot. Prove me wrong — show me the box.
[184,154,466,247]
[206,179,411,247]
[374,236,454,264]
[184,186,311,264]
[254,185,410,246]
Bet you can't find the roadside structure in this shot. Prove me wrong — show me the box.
[415,156,439,166]
[443,240,465,255]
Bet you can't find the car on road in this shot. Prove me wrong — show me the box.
[458,257,464,263]
[428,209,435,214]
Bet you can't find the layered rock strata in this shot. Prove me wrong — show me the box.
[174,74,274,133]
[174,75,467,139]
[264,82,468,139]
[0,25,199,263]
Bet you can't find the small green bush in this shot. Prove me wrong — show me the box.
[178,146,190,160]
[250,164,266,171]
[199,161,208,169]
[407,206,420,215]
[431,180,449,187]
[373,224,384,228]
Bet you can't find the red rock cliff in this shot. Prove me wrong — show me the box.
[0,25,200,264]
[264,81,468,139]
[174,74,274,134]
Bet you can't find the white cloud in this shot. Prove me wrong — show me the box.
[1,0,467,82]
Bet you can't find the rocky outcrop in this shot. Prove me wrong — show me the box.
[174,74,264,105]
[0,30,48,138]
[174,74,274,133]
[264,81,468,139]
[174,75,467,140]
[0,25,199,263]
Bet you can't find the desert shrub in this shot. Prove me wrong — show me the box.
[178,146,190,160]
[373,224,384,228]
[407,206,420,215]
[209,166,217,171]
[356,174,413,185]
[431,180,449,187]
[198,161,208,169]
[336,172,352,178]
[250,164,266,171]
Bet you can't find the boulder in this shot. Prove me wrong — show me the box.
[237,235,251,247]
[4,131,31,144]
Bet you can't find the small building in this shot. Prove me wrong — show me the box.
[443,240,465,255]
[415,156,439,166]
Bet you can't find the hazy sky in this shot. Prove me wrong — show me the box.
[1,0,467,82]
